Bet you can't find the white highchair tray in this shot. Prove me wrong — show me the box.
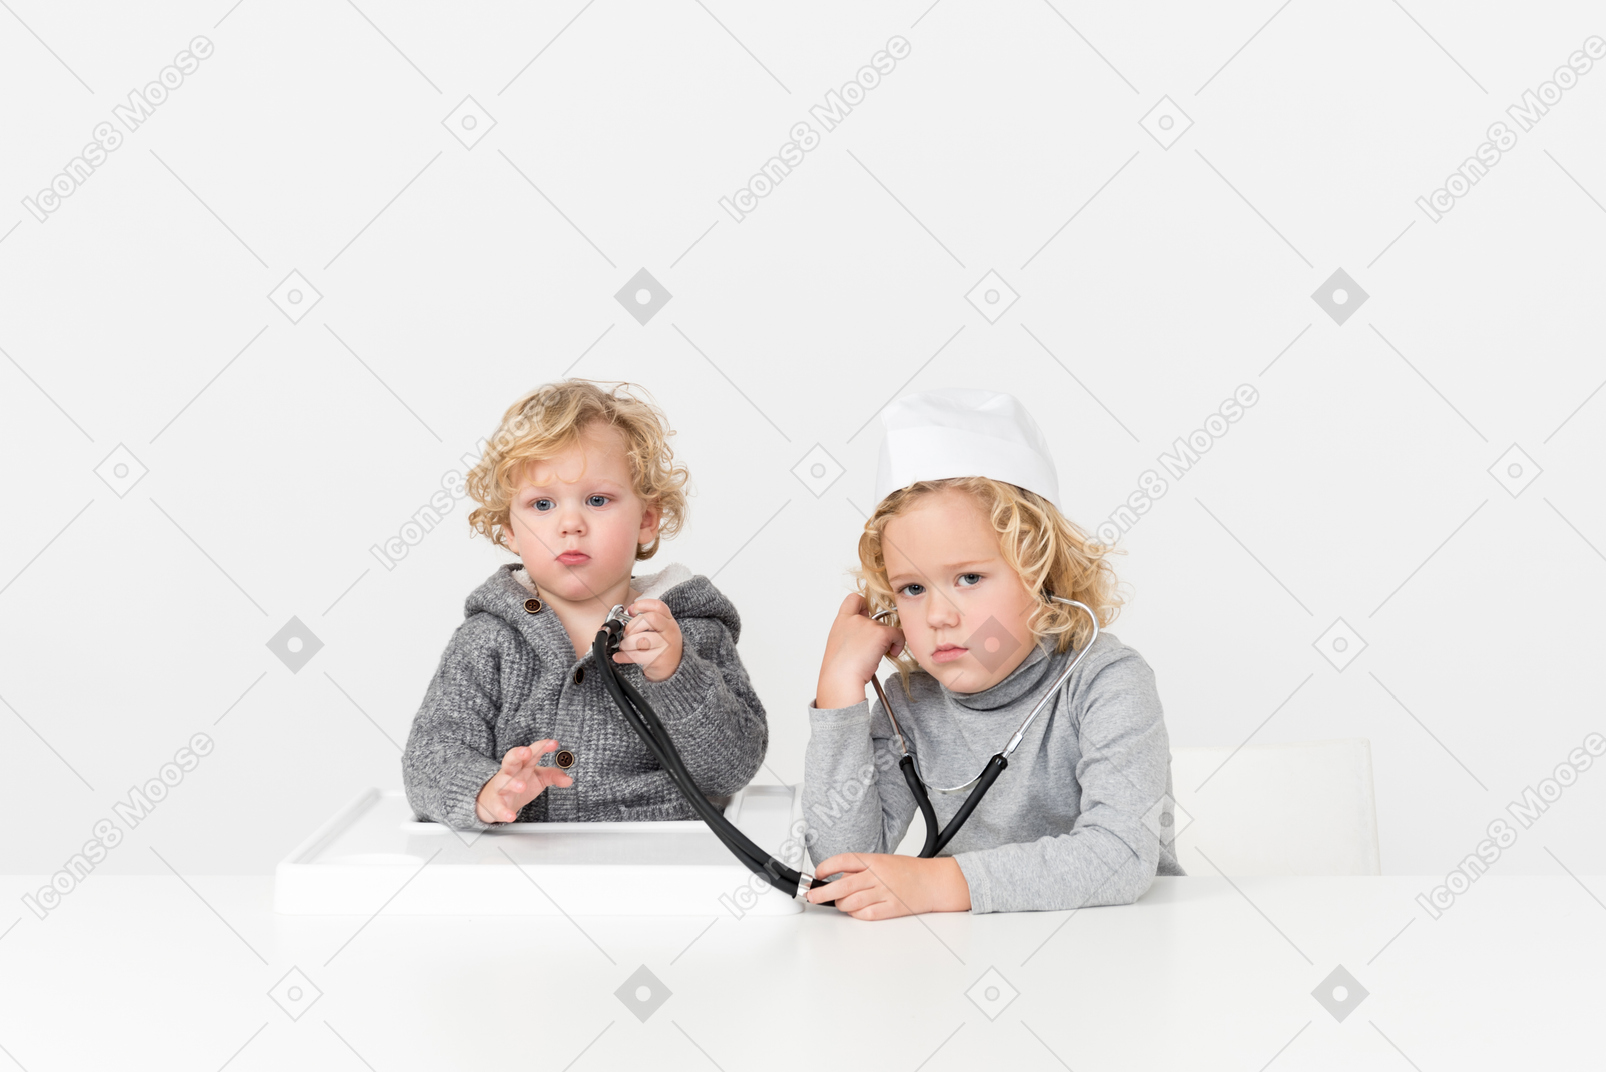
[274,785,806,916]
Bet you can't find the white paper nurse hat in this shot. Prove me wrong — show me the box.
[873,388,1062,510]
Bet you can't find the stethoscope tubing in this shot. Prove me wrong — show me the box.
[591,618,818,897]
[589,595,1098,902]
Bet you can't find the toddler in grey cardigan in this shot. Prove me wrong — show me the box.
[402,381,767,830]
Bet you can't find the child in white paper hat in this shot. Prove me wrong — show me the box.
[803,388,1184,917]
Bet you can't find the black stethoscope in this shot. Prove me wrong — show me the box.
[591,594,1097,902]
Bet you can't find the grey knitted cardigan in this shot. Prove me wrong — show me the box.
[401,561,768,830]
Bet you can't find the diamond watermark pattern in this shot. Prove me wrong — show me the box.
[268,270,322,324]
[443,95,496,149]
[614,268,672,325]
[267,966,323,1021]
[965,966,1020,1021]
[1311,964,1369,1023]
[614,964,671,1023]
[267,616,324,674]
[791,443,845,497]
[1313,618,1366,672]
[1487,444,1541,498]
[965,615,1023,673]
[965,270,1019,323]
[1138,95,1193,149]
[1311,268,1368,326]
[94,444,148,498]
[1142,793,1193,848]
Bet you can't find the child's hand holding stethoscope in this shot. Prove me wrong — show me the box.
[610,597,684,682]
[815,594,904,711]
[804,850,971,918]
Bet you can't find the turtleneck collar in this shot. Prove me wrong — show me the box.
[938,637,1063,713]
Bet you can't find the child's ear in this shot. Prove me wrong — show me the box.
[500,523,521,556]
[638,501,663,545]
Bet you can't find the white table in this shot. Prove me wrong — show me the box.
[0,874,1599,1070]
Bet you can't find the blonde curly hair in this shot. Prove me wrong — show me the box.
[465,380,689,560]
[856,476,1126,681]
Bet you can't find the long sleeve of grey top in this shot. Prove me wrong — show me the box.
[402,563,768,830]
[802,631,1183,913]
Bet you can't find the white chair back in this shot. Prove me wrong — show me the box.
[1169,739,1381,876]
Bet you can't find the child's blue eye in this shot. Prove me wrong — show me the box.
[957,573,981,587]
[587,495,609,507]
[898,583,925,598]
[533,498,554,511]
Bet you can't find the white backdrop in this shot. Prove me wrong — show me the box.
[1,1,1602,881]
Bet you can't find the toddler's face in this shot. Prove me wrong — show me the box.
[502,423,660,604]
[882,487,1038,694]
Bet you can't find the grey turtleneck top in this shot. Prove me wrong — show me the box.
[803,629,1184,913]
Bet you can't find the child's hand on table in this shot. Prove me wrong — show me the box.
[815,594,905,709]
[612,597,683,682]
[805,852,971,919]
[474,740,574,823]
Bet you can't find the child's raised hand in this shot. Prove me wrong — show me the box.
[613,597,683,682]
[815,594,905,709]
[474,740,574,824]
[805,852,971,919]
